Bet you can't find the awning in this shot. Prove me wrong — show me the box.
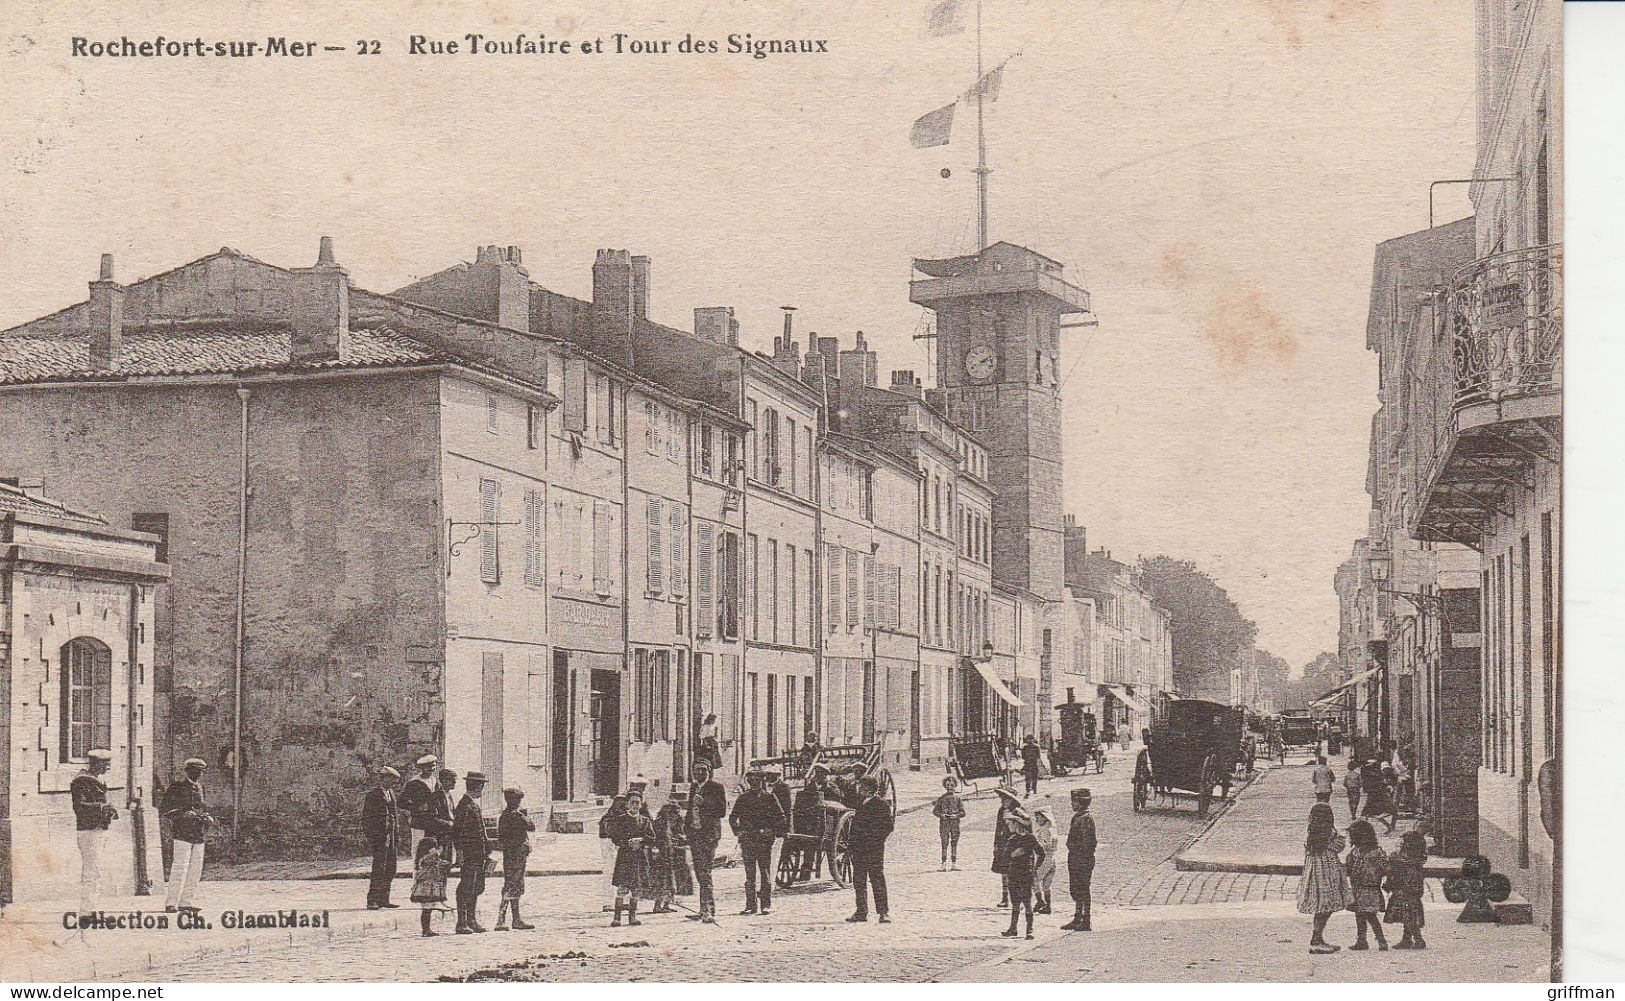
[1100,684,1149,714]
[1313,664,1384,704]
[971,659,1024,707]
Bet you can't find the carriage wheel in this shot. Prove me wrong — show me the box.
[879,769,897,812]
[1132,776,1149,812]
[828,811,854,888]
[775,847,798,888]
[1197,754,1216,816]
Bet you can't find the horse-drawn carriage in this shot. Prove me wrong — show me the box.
[1276,709,1319,758]
[1133,698,1244,816]
[1048,700,1105,775]
[743,735,895,890]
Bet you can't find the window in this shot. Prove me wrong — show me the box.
[479,478,501,583]
[592,500,619,595]
[826,544,842,633]
[526,405,542,449]
[846,549,860,630]
[60,638,112,763]
[646,496,664,594]
[803,427,814,499]
[765,537,779,643]
[563,358,587,433]
[787,418,798,494]
[523,489,544,586]
[747,398,760,479]
[863,553,875,631]
[666,409,681,462]
[720,531,741,639]
[668,503,686,596]
[700,424,715,477]
[766,674,779,756]
[803,548,815,643]
[645,401,659,455]
[764,408,781,485]
[747,534,760,641]
[486,392,500,433]
[696,522,715,638]
[722,432,740,487]
[787,542,799,645]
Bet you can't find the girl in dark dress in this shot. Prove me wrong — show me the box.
[1384,830,1427,949]
[991,787,1024,907]
[1344,819,1389,950]
[1000,812,1045,940]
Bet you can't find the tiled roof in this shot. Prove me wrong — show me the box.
[0,482,106,524]
[0,324,443,385]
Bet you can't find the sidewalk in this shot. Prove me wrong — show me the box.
[1175,762,1457,877]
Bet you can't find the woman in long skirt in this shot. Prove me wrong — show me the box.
[1297,802,1352,953]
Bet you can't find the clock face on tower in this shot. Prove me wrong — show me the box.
[963,344,997,381]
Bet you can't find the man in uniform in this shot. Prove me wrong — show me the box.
[162,757,212,912]
[396,754,440,857]
[452,770,490,934]
[1061,787,1096,931]
[71,748,118,912]
[362,765,403,909]
[684,758,727,923]
[729,768,786,915]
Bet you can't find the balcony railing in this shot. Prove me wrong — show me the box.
[1449,243,1562,410]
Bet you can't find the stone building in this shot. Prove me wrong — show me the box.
[1,482,168,903]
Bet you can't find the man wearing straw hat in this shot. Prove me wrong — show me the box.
[71,748,118,912]
[397,753,440,857]
[362,765,403,909]
[162,757,212,912]
[452,770,491,933]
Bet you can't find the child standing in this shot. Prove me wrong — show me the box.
[1000,812,1045,940]
[494,788,535,931]
[933,776,966,871]
[1344,819,1389,950]
[652,799,687,914]
[1032,803,1058,915]
[410,835,449,937]
[1384,830,1427,949]
[1296,802,1351,953]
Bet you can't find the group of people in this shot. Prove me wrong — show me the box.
[976,781,1097,939]
[359,755,538,936]
[1309,749,1412,833]
[72,749,214,914]
[1296,805,1429,953]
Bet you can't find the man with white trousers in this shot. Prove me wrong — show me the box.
[162,758,212,911]
[71,749,118,911]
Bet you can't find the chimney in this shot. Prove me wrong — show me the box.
[889,369,923,399]
[839,331,877,389]
[87,253,125,370]
[770,324,801,379]
[592,249,634,339]
[290,236,350,363]
[631,256,652,320]
[694,306,739,346]
[475,244,530,331]
[781,305,796,344]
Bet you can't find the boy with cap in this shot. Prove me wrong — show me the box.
[729,768,787,915]
[362,765,403,909]
[71,748,118,912]
[1061,787,1097,931]
[162,757,212,912]
[452,770,491,933]
[493,787,535,930]
[685,758,727,923]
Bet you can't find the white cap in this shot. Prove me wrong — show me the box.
[183,757,207,769]
[87,749,113,761]
[416,754,439,767]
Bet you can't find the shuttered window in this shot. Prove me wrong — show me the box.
[695,522,715,638]
[480,478,501,583]
[786,542,798,645]
[593,500,618,594]
[846,549,859,630]
[746,534,758,640]
[646,496,664,593]
[825,544,841,633]
[765,539,778,643]
[523,488,544,586]
[485,392,500,433]
[669,503,686,595]
[863,554,876,631]
[563,358,587,432]
[720,532,740,639]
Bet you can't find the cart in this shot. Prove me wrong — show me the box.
[947,732,1008,794]
[1134,698,1244,816]
[1277,709,1319,757]
[1048,700,1105,775]
[743,735,895,891]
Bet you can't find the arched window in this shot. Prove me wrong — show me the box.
[60,637,112,763]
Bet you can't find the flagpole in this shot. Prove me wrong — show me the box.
[974,0,989,250]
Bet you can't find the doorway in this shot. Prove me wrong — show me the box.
[590,669,621,797]
[551,652,573,801]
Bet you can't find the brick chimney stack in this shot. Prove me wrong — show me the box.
[475,244,530,331]
[87,253,125,370]
[889,369,923,399]
[839,331,878,389]
[290,236,351,363]
[694,306,739,346]
[592,249,634,338]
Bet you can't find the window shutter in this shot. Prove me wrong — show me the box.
[846,549,859,630]
[485,392,499,433]
[595,375,610,441]
[646,496,663,593]
[564,358,587,432]
[593,500,617,594]
[524,489,544,586]
[480,479,501,583]
[863,554,875,631]
[669,503,686,594]
[825,544,841,632]
[696,522,715,638]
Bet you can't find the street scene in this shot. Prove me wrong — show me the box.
[0,0,1560,985]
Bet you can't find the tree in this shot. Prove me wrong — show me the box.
[1135,556,1258,701]
[1274,651,1344,710]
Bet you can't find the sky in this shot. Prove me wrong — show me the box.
[0,0,1478,668]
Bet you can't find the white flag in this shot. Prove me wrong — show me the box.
[925,0,968,37]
